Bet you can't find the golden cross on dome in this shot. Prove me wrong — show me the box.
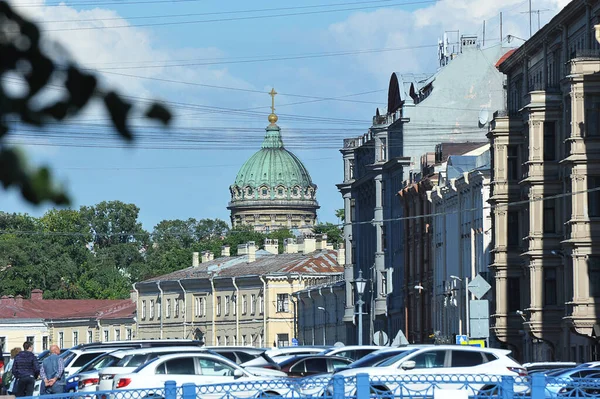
[269,88,277,114]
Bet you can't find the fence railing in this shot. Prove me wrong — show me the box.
[16,372,600,399]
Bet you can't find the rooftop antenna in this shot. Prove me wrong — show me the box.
[521,1,551,36]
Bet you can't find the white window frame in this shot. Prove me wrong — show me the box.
[115,328,121,341]
[259,295,264,314]
[276,294,289,313]
[242,295,247,315]
[150,300,155,319]
[175,299,179,318]
[217,296,222,317]
[225,295,230,316]
[42,335,49,351]
[87,330,93,343]
[126,328,132,340]
[72,331,79,346]
[141,300,146,320]
[103,329,109,342]
[166,298,171,318]
[58,332,64,348]
[250,294,256,315]
[232,295,237,316]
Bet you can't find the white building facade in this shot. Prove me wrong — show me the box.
[429,146,492,340]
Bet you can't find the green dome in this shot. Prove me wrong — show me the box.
[230,124,317,203]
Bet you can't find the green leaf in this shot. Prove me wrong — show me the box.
[104,91,133,141]
[145,102,172,125]
[66,66,97,110]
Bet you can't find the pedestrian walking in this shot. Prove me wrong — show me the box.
[40,345,65,395]
[12,341,40,397]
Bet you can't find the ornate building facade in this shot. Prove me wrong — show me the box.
[228,92,319,233]
[489,0,600,363]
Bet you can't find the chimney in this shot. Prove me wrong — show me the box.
[208,251,214,261]
[130,289,138,302]
[15,295,24,306]
[221,245,230,257]
[315,235,324,250]
[284,238,298,254]
[237,244,249,255]
[30,289,43,301]
[264,238,278,255]
[247,242,256,263]
[201,251,213,263]
[301,235,316,253]
[192,252,200,267]
[337,243,346,266]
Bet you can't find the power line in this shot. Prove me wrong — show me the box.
[36,1,437,32]
[39,0,409,23]
[1,186,598,236]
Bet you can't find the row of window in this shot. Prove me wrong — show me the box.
[141,298,183,320]
[3,328,134,353]
[141,294,291,320]
[215,334,263,347]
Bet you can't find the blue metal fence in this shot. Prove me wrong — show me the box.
[17,373,600,399]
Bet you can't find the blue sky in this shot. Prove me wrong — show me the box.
[1,0,569,231]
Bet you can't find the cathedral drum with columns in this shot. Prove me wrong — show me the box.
[227,89,319,233]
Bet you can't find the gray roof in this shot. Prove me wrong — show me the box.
[142,250,343,283]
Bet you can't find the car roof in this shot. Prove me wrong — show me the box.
[278,354,353,365]
[206,346,265,353]
[109,346,209,356]
[326,345,386,351]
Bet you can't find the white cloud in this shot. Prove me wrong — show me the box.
[327,0,572,85]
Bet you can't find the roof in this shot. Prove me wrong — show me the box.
[0,293,135,321]
[495,48,517,69]
[141,249,343,283]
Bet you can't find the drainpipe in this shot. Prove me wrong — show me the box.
[156,281,164,339]
[259,276,267,347]
[331,285,339,343]
[132,283,139,339]
[210,277,217,345]
[232,277,240,345]
[176,280,187,338]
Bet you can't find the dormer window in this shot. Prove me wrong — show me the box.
[262,188,268,196]
[278,188,283,196]
[293,188,298,196]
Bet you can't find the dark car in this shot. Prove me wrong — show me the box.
[277,355,352,377]
[333,348,414,372]
[207,347,281,370]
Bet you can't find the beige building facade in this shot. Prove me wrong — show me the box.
[489,0,600,362]
[135,239,343,347]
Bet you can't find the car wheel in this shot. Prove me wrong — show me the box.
[476,384,500,398]
[258,391,281,398]
[370,385,393,399]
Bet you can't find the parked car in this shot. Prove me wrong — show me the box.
[206,346,280,369]
[112,352,291,398]
[67,352,125,392]
[242,346,329,368]
[334,347,419,372]
[97,346,211,393]
[544,367,600,397]
[277,355,352,377]
[330,345,528,397]
[319,345,386,361]
[524,362,578,373]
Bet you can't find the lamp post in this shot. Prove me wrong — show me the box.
[354,269,367,345]
[317,306,329,345]
[450,275,470,337]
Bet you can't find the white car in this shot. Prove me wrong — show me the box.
[330,345,528,397]
[112,352,292,398]
[318,345,387,360]
[242,346,328,368]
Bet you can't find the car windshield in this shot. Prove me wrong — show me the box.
[60,351,77,367]
[79,354,119,373]
[377,349,419,367]
[346,351,406,369]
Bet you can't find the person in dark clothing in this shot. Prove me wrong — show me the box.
[12,341,40,397]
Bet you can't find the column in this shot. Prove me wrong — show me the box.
[374,175,386,314]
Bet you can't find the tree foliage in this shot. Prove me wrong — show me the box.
[0,1,171,205]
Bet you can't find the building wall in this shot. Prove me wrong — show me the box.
[429,162,491,342]
[0,321,48,355]
[295,282,346,346]
[136,274,338,347]
[489,0,600,363]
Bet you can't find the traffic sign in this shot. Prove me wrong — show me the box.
[455,335,468,345]
[468,274,491,299]
[291,338,299,346]
[467,339,486,348]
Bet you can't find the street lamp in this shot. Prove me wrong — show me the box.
[354,269,367,345]
[317,307,329,345]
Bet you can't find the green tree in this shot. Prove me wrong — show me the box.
[80,201,148,249]
[335,208,345,222]
[0,1,171,206]
[313,222,343,247]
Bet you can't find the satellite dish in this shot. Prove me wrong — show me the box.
[478,108,489,127]
[373,330,389,346]
[333,341,345,348]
